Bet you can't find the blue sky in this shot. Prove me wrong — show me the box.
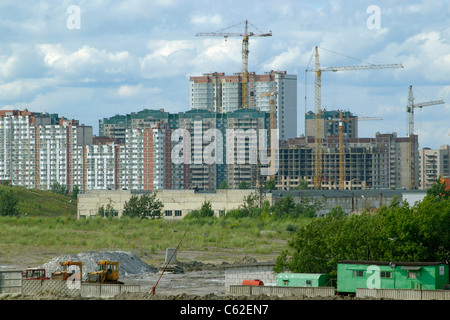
[1,0,449,148]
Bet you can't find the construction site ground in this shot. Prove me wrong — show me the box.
[1,250,375,301]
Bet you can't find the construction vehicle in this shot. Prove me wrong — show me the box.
[51,260,83,281]
[22,268,50,280]
[86,260,123,284]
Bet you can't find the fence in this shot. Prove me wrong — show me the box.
[229,285,336,298]
[357,288,450,300]
[0,270,22,295]
[81,283,140,298]
[22,279,80,296]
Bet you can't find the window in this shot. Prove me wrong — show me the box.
[175,210,182,217]
[408,272,419,279]
[165,210,172,217]
[353,270,364,277]
[380,271,392,278]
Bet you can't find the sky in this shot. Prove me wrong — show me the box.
[1,0,450,149]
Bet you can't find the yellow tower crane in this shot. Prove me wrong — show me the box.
[327,111,382,190]
[306,46,403,189]
[196,20,272,110]
[406,85,444,189]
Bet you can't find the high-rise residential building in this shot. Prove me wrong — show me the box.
[0,111,93,191]
[305,109,358,140]
[418,145,450,189]
[99,109,173,143]
[98,108,273,191]
[189,70,297,140]
[277,132,417,190]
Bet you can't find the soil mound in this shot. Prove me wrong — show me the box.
[41,251,157,279]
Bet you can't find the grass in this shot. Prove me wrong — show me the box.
[0,185,313,266]
[0,215,312,265]
[0,185,77,217]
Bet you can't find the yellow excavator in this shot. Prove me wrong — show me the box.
[51,261,83,281]
[86,260,123,284]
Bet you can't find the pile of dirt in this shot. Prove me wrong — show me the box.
[41,251,158,279]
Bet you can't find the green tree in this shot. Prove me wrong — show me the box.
[71,185,80,200]
[122,193,163,219]
[274,195,450,276]
[0,188,19,216]
[264,178,276,191]
[98,198,117,218]
[294,180,309,190]
[186,200,215,218]
[271,194,323,219]
[238,181,250,189]
[219,181,229,189]
[425,176,450,202]
[51,182,68,196]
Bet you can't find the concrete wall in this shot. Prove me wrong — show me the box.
[0,270,22,295]
[357,288,450,300]
[80,283,140,298]
[77,189,428,219]
[77,189,260,219]
[223,262,277,293]
[272,189,427,216]
[229,285,336,298]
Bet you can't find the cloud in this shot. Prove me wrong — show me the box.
[117,84,161,97]
[37,44,140,82]
[262,47,301,71]
[190,13,223,26]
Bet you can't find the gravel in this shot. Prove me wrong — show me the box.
[41,251,158,279]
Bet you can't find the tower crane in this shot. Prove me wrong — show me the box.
[306,46,403,189]
[196,20,272,110]
[327,111,382,190]
[406,85,444,189]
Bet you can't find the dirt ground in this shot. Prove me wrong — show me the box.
[0,250,283,300]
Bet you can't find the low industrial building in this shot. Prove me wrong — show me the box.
[77,189,427,219]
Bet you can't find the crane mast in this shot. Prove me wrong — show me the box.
[307,46,403,189]
[327,111,382,190]
[406,85,444,189]
[196,20,272,110]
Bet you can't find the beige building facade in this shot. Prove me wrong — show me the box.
[77,189,265,219]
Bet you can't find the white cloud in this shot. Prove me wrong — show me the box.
[38,44,139,81]
[263,47,301,71]
[117,84,160,97]
[190,13,223,26]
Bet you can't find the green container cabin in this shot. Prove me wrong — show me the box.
[337,260,449,293]
[276,273,330,287]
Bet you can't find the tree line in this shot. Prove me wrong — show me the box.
[274,180,450,276]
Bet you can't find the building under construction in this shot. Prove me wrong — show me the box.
[277,110,418,190]
[189,70,297,141]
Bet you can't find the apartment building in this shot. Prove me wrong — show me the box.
[189,70,297,140]
[305,109,358,140]
[98,108,173,143]
[0,112,93,191]
[99,108,273,191]
[277,132,416,190]
[418,145,450,189]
